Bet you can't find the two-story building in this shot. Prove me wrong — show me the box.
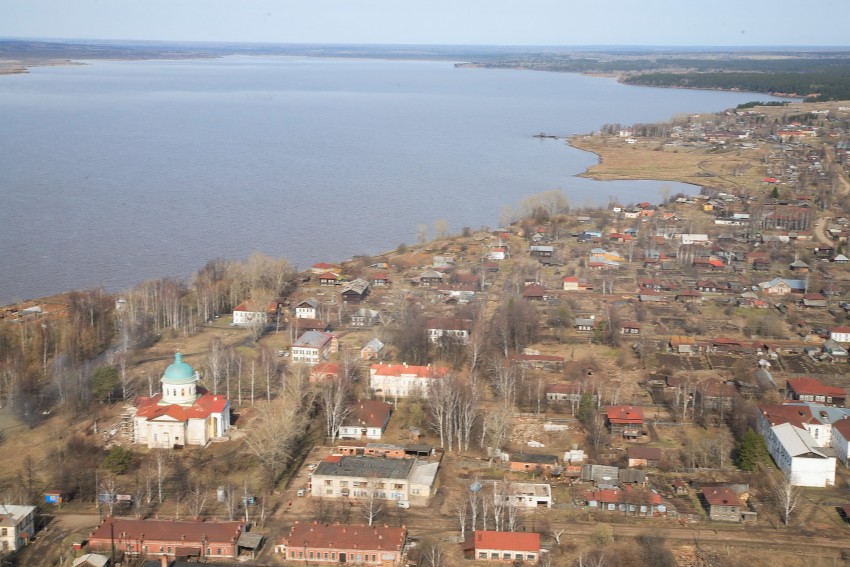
[338,400,392,440]
[606,406,645,439]
[425,317,471,345]
[369,363,448,399]
[0,505,36,553]
[310,455,437,504]
[291,331,338,365]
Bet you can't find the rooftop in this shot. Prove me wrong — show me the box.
[280,522,406,552]
[465,530,540,553]
[313,455,414,479]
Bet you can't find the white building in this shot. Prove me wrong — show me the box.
[763,422,835,487]
[369,363,448,399]
[232,300,275,327]
[493,482,553,508]
[291,331,337,365]
[678,234,709,245]
[338,400,392,440]
[310,456,437,504]
[425,317,471,345]
[294,298,320,320]
[830,326,850,343]
[134,352,231,449]
[0,504,36,553]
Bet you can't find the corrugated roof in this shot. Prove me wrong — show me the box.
[467,530,540,552]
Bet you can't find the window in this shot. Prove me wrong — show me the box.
[332,552,336,559]
[324,552,329,559]
[479,552,487,559]
[503,552,511,559]
[1,529,6,536]
[309,551,314,558]
[217,548,222,555]
[298,551,303,558]
[291,551,295,558]
[491,552,499,559]
[207,548,211,555]
[516,553,523,559]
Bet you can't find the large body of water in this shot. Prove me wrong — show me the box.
[0,56,786,303]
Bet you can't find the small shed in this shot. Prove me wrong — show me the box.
[44,490,64,505]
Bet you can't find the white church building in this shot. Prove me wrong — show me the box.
[134,352,231,449]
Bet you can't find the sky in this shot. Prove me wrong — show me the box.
[1,0,848,47]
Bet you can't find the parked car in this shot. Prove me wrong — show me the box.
[397,501,410,509]
[297,488,306,497]
[307,463,317,471]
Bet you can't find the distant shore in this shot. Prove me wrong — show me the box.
[0,59,83,75]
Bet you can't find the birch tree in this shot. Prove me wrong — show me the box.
[243,396,308,488]
[774,474,802,526]
[206,336,225,396]
[361,476,385,527]
[321,377,352,443]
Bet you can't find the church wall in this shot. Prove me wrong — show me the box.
[187,419,209,445]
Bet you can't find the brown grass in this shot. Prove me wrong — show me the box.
[569,135,770,193]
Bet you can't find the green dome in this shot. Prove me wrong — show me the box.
[162,352,196,385]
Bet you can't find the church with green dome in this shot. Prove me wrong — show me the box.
[133,352,231,449]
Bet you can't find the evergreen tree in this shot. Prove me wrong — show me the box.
[736,428,770,471]
[91,365,119,402]
[103,445,134,474]
[577,391,594,422]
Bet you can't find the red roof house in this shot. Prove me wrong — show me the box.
[463,531,540,562]
[606,406,645,438]
[786,377,846,406]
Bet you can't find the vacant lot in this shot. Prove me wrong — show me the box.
[655,353,711,372]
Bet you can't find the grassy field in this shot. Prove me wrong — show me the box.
[569,135,770,194]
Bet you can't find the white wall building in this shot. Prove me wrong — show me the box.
[0,504,36,553]
[294,298,320,320]
[369,363,448,399]
[291,331,337,365]
[134,353,231,449]
[763,422,836,487]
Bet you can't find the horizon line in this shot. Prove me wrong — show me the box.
[2,36,850,50]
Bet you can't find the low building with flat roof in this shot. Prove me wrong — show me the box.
[311,455,437,504]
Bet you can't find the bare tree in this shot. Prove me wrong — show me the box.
[451,493,469,540]
[421,540,445,567]
[455,382,479,452]
[488,357,516,409]
[242,396,308,488]
[428,374,458,451]
[153,450,167,504]
[480,406,514,462]
[99,477,118,516]
[774,474,802,526]
[320,377,352,444]
[206,336,226,396]
[361,475,385,527]
[187,482,207,518]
